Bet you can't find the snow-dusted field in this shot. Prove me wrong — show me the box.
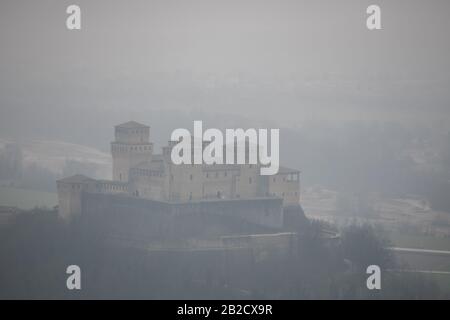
[0,138,112,180]
[302,186,450,237]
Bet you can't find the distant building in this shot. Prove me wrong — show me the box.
[57,121,301,228]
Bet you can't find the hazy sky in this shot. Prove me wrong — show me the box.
[1,0,450,128]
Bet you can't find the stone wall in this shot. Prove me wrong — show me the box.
[80,192,284,241]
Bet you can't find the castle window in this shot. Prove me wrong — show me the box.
[224,171,227,177]
[273,178,276,182]
[249,177,252,184]
[215,172,218,178]
[190,174,193,181]
[206,173,209,178]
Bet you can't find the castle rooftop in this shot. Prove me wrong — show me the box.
[277,166,300,174]
[57,174,95,184]
[115,121,149,129]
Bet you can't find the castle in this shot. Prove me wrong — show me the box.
[57,121,301,229]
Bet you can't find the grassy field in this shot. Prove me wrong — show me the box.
[0,186,58,210]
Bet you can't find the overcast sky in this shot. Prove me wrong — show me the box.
[1,0,449,128]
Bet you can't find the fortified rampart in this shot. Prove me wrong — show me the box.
[80,192,284,241]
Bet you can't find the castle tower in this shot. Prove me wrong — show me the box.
[111,121,153,182]
[56,174,96,220]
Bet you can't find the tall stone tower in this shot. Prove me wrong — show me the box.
[111,121,153,182]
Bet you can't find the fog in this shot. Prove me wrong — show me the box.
[1,0,450,131]
[1,0,450,300]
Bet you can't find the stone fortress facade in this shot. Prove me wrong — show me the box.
[57,121,301,229]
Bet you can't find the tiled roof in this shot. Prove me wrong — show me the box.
[115,121,149,129]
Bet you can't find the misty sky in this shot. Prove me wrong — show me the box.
[1,0,450,130]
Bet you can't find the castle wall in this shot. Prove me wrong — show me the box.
[202,168,238,199]
[169,197,283,229]
[268,172,300,206]
[221,232,298,258]
[129,169,166,200]
[80,192,284,241]
[235,164,261,199]
[168,163,203,201]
